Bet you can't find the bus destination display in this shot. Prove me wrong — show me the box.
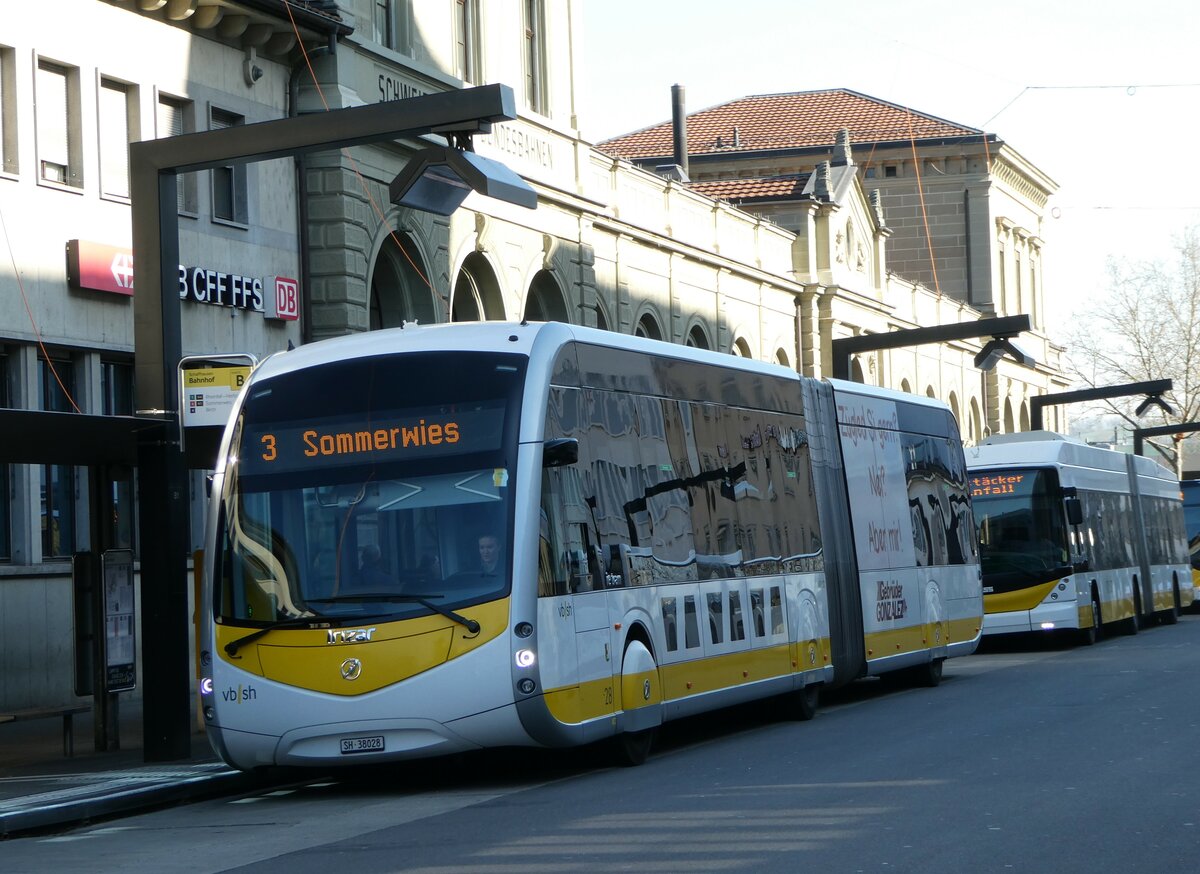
[241,405,506,474]
[969,472,1027,497]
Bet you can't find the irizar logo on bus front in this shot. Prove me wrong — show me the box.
[328,628,377,644]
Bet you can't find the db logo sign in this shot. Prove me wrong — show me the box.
[267,276,300,321]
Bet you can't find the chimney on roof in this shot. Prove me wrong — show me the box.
[832,128,853,166]
[671,84,689,179]
[733,126,741,148]
[814,161,832,200]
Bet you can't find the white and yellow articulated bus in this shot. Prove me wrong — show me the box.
[967,432,1192,644]
[200,322,982,769]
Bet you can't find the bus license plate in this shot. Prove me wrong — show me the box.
[340,735,384,754]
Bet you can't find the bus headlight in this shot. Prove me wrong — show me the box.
[199,677,213,696]
[515,649,536,668]
[517,678,536,694]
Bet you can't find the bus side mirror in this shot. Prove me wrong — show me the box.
[1065,496,1083,526]
[543,437,579,468]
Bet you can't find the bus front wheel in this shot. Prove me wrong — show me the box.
[1078,590,1102,646]
[613,728,655,766]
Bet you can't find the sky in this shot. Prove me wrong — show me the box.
[579,0,1200,337]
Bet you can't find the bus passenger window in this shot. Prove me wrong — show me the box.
[661,597,678,652]
[770,586,784,634]
[683,595,700,648]
[730,590,745,641]
[750,588,766,637]
[708,592,724,644]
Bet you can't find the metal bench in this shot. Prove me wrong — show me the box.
[0,704,92,756]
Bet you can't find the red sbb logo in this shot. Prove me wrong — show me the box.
[269,276,300,321]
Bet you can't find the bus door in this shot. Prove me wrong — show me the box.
[1125,456,1155,615]
[572,556,615,724]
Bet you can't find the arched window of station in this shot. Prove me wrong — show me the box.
[900,378,912,395]
[774,348,791,369]
[850,357,866,384]
[523,269,569,323]
[1003,397,1016,433]
[969,397,983,444]
[1020,400,1030,432]
[948,391,961,431]
[369,231,436,329]
[635,313,663,341]
[925,385,936,399]
[731,337,752,358]
[451,252,505,321]
[685,323,710,350]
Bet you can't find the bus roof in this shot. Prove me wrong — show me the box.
[968,430,1179,492]
[248,321,800,385]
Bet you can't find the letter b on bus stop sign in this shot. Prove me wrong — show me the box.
[267,276,299,320]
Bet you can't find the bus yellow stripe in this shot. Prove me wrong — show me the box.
[984,580,1059,614]
[541,641,824,726]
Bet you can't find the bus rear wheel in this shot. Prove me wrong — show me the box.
[784,684,820,721]
[1119,586,1141,635]
[1158,582,1181,625]
[911,657,944,688]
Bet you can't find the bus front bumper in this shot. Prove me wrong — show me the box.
[983,598,1080,636]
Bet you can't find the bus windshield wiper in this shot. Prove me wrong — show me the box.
[307,593,480,634]
[224,610,407,656]
[225,614,331,656]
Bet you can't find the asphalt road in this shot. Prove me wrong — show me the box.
[6,617,1200,873]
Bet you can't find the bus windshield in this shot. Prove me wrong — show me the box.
[970,467,1071,589]
[1183,480,1200,572]
[214,351,525,626]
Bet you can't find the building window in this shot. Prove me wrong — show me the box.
[157,94,197,214]
[99,78,137,200]
[373,0,393,48]
[1,46,17,175]
[455,0,482,83]
[523,0,547,114]
[101,361,136,552]
[35,59,82,188]
[0,349,8,560]
[998,244,1007,311]
[884,165,898,178]
[210,108,247,225]
[397,0,414,54]
[101,360,133,415]
[1014,251,1023,313]
[39,356,77,560]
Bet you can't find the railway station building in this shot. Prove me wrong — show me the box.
[0,0,1068,716]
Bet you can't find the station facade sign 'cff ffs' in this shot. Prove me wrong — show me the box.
[65,239,299,321]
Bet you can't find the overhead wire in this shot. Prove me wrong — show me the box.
[282,2,434,294]
[0,192,81,413]
[905,106,940,297]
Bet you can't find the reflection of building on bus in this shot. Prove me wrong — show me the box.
[968,433,1193,644]
[201,322,982,770]
[1181,480,1200,607]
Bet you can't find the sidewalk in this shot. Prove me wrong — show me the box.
[0,699,269,838]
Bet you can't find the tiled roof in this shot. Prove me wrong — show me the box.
[688,175,811,203]
[599,89,982,160]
